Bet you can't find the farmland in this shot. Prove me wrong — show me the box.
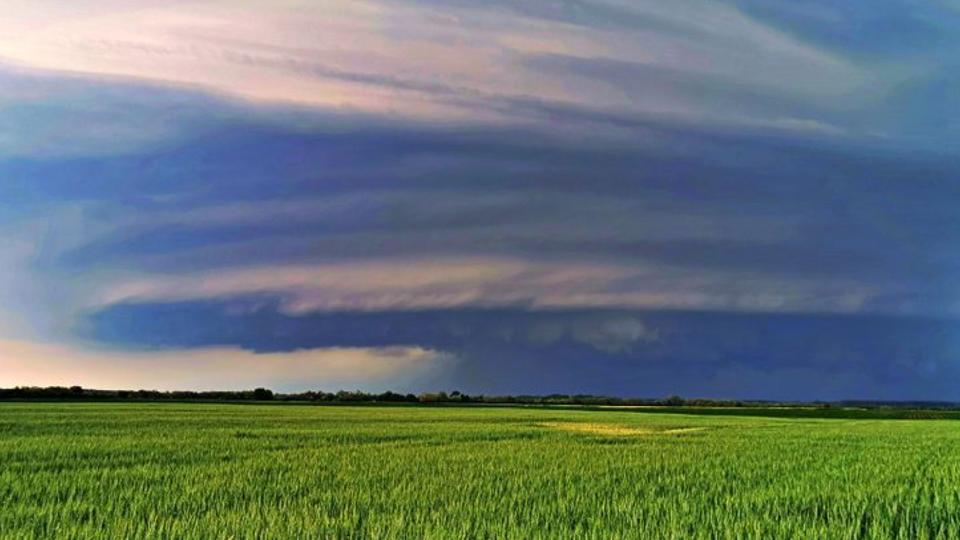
[2,403,960,539]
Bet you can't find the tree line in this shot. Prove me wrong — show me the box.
[2,386,957,410]
[0,386,745,406]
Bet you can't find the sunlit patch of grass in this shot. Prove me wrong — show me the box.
[662,427,708,434]
[540,422,651,436]
[539,422,706,436]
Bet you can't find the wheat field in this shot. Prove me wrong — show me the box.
[2,403,959,539]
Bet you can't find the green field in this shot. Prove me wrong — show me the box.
[2,403,960,539]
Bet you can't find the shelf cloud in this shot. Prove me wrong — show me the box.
[2,0,960,398]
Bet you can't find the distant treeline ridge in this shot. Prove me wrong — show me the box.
[2,386,959,410]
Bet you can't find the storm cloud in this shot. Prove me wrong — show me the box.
[2,0,959,398]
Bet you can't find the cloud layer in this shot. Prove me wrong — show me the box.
[0,0,864,125]
[86,302,960,400]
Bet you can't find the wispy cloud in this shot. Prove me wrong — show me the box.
[84,256,894,317]
[0,0,868,131]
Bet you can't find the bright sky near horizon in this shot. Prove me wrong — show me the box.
[1,0,959,399]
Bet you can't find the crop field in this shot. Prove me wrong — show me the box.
[2,403,960,539]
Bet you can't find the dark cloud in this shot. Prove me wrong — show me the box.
[87,299,960,400]
[13,106,954,317]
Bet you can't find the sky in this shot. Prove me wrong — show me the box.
[1,0,960,400]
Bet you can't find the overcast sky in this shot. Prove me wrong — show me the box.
[2,0,960,399]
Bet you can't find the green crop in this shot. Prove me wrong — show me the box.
[2,403,959,539]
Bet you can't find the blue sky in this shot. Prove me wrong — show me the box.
[1,0,960,399]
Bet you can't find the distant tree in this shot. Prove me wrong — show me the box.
[252,388,274,401]
[418,392,448,403]
[70,386,84,396]
[663,395,685,406]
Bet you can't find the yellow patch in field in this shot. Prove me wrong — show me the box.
[661,427,707,434]
[539,422,706,437]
